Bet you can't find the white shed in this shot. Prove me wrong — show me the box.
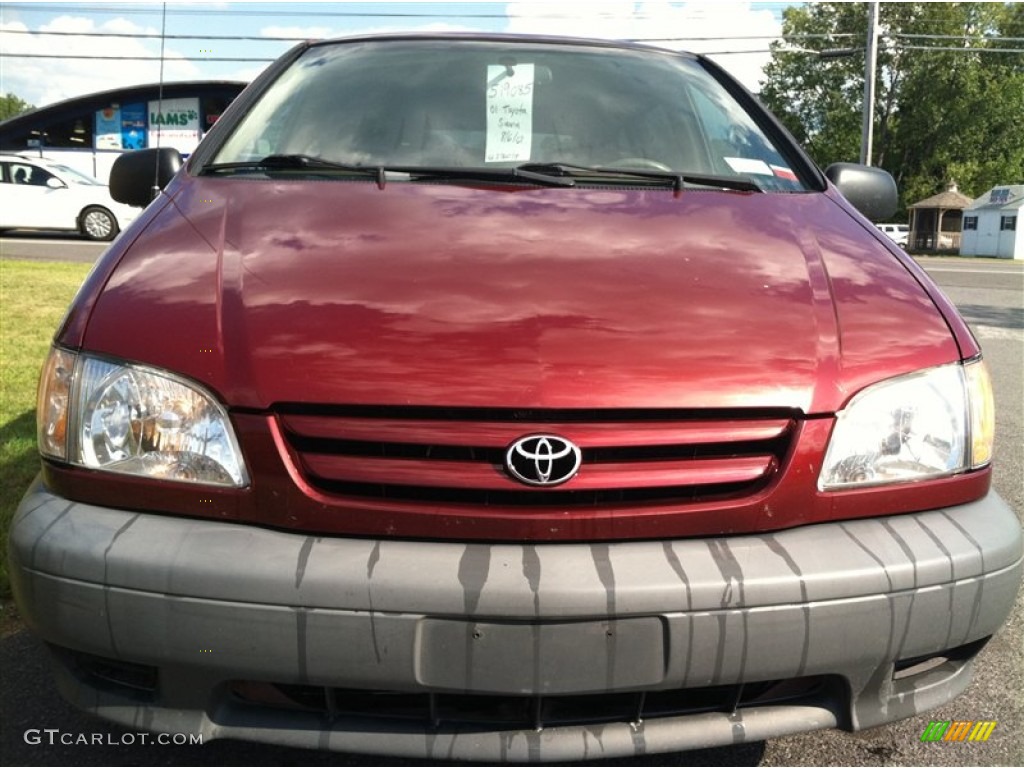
[959,185,1023,259]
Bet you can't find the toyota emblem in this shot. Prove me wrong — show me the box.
[505,435,582,487]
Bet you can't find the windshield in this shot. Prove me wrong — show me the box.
[211,39,806,191]
[50,163,103,185]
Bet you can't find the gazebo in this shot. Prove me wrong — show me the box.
[908,181,973,252]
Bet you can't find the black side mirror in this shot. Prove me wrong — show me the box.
[110,148,183,207]
[825,163,898,222]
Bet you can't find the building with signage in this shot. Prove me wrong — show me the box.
[959,185,1024,259]
[0,81,246,183]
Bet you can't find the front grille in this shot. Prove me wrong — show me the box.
[275,405,795,507]
[230,677,834,731]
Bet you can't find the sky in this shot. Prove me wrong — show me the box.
[0,1,798,109]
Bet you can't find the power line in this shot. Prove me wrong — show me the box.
[2,45,1020,62]
[0,48,838,61]
[0,52,277,61]
[0,3,507,17]
[630,33,857,42]
[0,47,767,60]
[9,26,1022,47]
[0,28,309,42]
[893,45,1024,54]
[893,33,1024,43]
[0,2,790,19]
[693,49,779,56]
[0,27,864,44]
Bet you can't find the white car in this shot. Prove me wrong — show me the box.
[875,222,909,248]
[0,154,140,240]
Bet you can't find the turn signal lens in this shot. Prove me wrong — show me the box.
[37,347,77,460]
[965,359,994,468]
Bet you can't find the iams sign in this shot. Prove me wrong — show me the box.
[150,110,200,126]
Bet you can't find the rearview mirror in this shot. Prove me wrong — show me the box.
[825,163,898,222]
[110,148,183,207]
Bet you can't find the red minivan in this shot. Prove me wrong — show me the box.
[10,34,1022,762]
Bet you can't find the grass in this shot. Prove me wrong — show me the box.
[0,258,91,598]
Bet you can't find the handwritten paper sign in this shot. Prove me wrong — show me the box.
[485,63,534,163]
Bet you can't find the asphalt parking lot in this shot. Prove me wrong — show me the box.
[1,243,1021,766]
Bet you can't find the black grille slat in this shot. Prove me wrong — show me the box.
[284,433,790,464]
[274,403,798,422]
[310,478,760,506]
[286,435,501,462]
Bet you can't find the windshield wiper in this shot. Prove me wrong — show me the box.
[199,156,759,192]
[391,165,576,188]
[515,162,764,193]
[201,154,387,182]
[200,156,575,188]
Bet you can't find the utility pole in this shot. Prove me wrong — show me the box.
[860,2,880,165]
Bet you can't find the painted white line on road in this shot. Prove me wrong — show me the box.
[973,325,1023,341]
[922,268,1024,275]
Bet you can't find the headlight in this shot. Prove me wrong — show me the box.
[37,347,248,487]
[820,360,994,490]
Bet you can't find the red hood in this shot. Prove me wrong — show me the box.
[81,175,957,413]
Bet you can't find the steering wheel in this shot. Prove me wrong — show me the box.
[602,157,674,172]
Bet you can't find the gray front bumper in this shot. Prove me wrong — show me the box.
[9,479,1023,762]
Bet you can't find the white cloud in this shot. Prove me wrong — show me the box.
[1,15,201,108]
[260,25,336,40]
[505,1,640,39]
[218,63,272,84]
[503,1,782,91]
[258,21,482,40]
[102,17,159,36]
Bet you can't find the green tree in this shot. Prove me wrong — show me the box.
[0,93,34,121]
[760,2,867,166]
[760,2,1024,211]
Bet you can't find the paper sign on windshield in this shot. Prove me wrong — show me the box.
[485,63,534,163]
[724,157,773,176]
